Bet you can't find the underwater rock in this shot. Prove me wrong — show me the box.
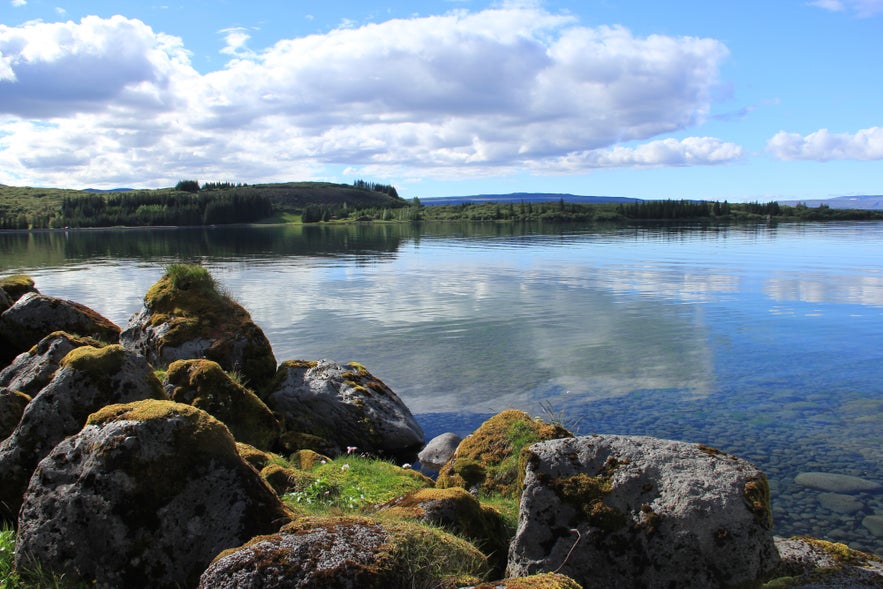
[15,400,291,589]
[508,435,779,589]
[795,471,882,494]
[818,492,864,514]
[265,359,424,460]
[863,515,883,538]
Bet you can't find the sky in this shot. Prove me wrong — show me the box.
[0,1,881,201]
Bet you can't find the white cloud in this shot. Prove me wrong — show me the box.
[767,126,883,161]
[808,0,883,16]
[0,8,733,188]
[11,0,27,7]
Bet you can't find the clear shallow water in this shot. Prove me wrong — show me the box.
[1,221,881,553]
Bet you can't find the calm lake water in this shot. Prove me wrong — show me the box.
[1,221,882,553]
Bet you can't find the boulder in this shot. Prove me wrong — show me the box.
[197,515,488,589]
[0,292,120,365]
[15,400,292,589]
[0,387,30,441]
[0,274,38,303]
[0,331,105,397]
[436,410,572,497]
[0,286,10,315]
[378,486,512,577]
[507,435,779,589]
[265,359,424,460]
[794,471,882,494]
[165,359,281,450]
[0,344,166,522]
[120,264,277,392]
[468,573,583,589]
[767,536,883,588]
[418,431,462,470]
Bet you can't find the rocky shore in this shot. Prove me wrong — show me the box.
[1,267,881,588]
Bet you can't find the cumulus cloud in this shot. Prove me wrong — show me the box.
[808,0,883,16]
[767,126,883,161]
[0,8,734,187]
[11,0,27,7]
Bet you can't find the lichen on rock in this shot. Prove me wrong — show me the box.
[0,331,105,397]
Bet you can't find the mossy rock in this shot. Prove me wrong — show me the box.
[764,536,883,588]
[0,331,107,397]
[277,430,339,457]
[470,573,584,589]
[198,515,489,588]
[290,448,332,470]
[436,410,572,497]
[0,274,37,302]
[378,486,513,577]
[16,399,292,589]
[122,265,277,392]
[166,359,281,450]
[260,463,316,496]
[236,441,276,471]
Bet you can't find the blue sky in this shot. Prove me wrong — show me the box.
[1,0,881,201]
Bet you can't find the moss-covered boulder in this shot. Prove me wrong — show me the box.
[0,344,167,523]
[197,515,489,588]
[260,463,316,497]
[0,331,105,397]
[378,486,513,577]
[470,573,584,589]
[121,265,277,392]
[265,359,424,460]
[763,536,883,588]
[236,441,277,471]
[436,410,572,498]
[0,292,120,366]
[0,286,11,315]
[508,435,780,589]
[165,359,281,450]
[15,400,292,589]
[0,387,30,441]
[0,274,37,303]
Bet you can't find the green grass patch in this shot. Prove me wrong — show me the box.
[282,455,432,514]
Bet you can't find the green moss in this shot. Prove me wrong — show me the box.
[550,472,627,532]
[60,344,126,375]
[0,274,35,301]
[470,573,584,589]
[437,410,572,498]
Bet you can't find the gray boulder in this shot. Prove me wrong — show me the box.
[0,331,104,397]
[15,400,291,589]
[0,292,120,365]
[418,432,462,470]
[0,387,30,441]
[508,435,779,589]
[265,360,424,459]
[0,344,166,522]
[120,265,277,392]
[767,536,883,588]
[197,516,487,589]
[0,287,11,315]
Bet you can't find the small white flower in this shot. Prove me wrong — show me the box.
[341,463,350,471]
[346,446,358,454]
[402,463,412,469]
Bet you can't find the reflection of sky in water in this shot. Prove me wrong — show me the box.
[7,221,883,552]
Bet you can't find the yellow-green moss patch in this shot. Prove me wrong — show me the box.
[744,474,773,529]
[60,344,126,375]
[0,274,36,301]
[437,410,573,498]
[470,573,584,589]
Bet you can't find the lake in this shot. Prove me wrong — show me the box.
[1,221,881,554]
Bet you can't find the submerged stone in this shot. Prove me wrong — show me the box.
[794,472,882,494]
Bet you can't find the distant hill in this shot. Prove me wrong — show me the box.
[82,187,135,193]
[422,192,642,206]
[779,195,883,210]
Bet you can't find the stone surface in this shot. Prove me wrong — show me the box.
[0,387,30,441]
[766,536,883,588]
[0,292,120,365]
[0,274,38,303]
[0,344,166,522]
[818,492,864,514]
[863,515,883,538]
[15,400,292,589]
[265,359,424,459]
[418,432,462,470]
[436,410,572,498]
[794,472,882,494]
[508,435,779,589]
[465,573,583,589]
[0,331,104,397]
[165,359,281,450]
[120,266,277,392]
[198,516,488,589]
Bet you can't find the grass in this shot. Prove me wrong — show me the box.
[0,525,90,589]
[282,454,432,515]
